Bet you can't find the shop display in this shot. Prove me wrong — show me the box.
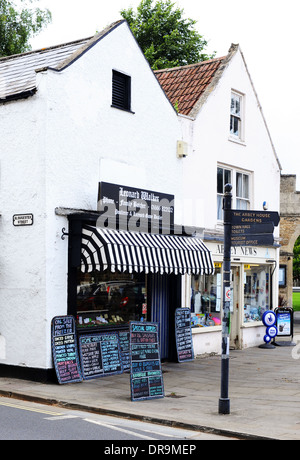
[76,272,146,328]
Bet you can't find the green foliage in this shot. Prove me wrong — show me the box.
[120,0,216,70]
[0,0,51,57]
[294,235,300,283]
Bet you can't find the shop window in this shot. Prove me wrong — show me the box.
[76,270,146,328]
[243,265,270,323]
[112,70,131,111]
[190,267,222,328]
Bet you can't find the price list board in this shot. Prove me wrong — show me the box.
[51,316,82,384]
[118,330,130,372]
[78,332,123,380]
[175,308,194,363]
[130,322,164,401]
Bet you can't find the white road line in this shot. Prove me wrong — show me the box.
[44,415,79,421]
[84,418,157,440]
[0,400,62,416]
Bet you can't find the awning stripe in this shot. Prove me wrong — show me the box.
[81,225,214,275]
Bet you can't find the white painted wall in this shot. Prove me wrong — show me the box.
[0,21,182,369]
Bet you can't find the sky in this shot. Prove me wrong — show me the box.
[28,0,300,186]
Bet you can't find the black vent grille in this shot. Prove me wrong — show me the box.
[112,70,131,111]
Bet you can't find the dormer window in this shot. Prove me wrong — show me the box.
[112,70,131,112]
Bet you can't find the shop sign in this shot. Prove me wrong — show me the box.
[51,316,83,384]
[130,322,164,401]
[97,182,174,232]
[175,308,194,363]
[13,213,33,226]
[275,307,294,337]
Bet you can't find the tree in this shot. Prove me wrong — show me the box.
[120,0,215,70]
[294,235,300,285]
[0,0,51,57]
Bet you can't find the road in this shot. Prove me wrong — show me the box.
[0,396,238,442]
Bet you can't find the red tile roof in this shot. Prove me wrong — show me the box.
[154,56,227,116]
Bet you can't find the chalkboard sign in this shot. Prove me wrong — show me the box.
[175,308,194,362]
[51,316,83,384]
[130,321,164,401]
[118,330,130,372]
[78,332,123,380]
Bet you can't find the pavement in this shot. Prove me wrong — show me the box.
[1,316,300,440]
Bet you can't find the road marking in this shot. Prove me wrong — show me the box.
[0,400,63,416]
[44,414,79,421]
[84,418,157,440]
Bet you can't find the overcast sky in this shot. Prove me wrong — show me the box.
[29,0,300,187]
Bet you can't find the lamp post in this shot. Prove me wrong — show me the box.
[219,183,232,415]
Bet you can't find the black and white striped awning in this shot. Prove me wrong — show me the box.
[81,225,214,275]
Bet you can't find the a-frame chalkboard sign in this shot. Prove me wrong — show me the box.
[51,316,83,384]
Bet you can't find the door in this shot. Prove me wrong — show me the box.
[230,266,241,349]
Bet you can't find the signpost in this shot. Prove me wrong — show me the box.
[218,186,280,415]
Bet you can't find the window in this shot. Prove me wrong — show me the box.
[244,265,270,323]
[230,91,243,139]
[217,167,231,220]
[236,172,249,210]
[76,270,146,328]
[190,266,222,328]
[217,166,251,220]
[112,70,131,111]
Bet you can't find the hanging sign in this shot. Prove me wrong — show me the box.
[130,321,164,401]
[51,316,82,384]
[175,308,194,362]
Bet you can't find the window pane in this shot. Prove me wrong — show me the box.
[225,169,231,186]
[217,195,223,220]
[236,172,242,197]
[243,174,249,199]
[217,168,223,193]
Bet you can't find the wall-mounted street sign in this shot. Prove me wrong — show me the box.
[13,214,33,226]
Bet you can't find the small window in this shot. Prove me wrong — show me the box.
[112,70,131,111]
[230,91,243,139]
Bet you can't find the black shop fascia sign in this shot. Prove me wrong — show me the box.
[97,182,175,233]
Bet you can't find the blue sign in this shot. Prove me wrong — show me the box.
[262,310,278,344]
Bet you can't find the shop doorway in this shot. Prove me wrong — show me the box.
[230,266,241,349]
[149,273,180,361]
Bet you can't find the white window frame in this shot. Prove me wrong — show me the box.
[230,90,245,142]
[217,165,252,221]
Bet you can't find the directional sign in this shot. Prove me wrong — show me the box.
[231,233,274,247]
[232,222,274,236]
[229,210,280,227]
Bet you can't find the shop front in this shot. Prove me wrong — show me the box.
[65,183,215,362]
[189,241,279,354]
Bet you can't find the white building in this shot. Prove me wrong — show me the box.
[0,21,281,381]
[156,44,282,354]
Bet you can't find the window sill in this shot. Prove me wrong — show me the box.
[192,325,222,334]
[228,136,246,147]
[241,321,263,328]
[111,104,135,114]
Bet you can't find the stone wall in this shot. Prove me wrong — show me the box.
[280,175,300,306]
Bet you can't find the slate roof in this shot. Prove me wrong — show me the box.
[0,20,123,102]
[154,56,229,117]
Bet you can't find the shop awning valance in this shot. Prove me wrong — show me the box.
[81,225,214,275]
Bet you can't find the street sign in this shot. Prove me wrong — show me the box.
[229,210,280,227]
[231,222,274,235]
[231,233,274,247]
